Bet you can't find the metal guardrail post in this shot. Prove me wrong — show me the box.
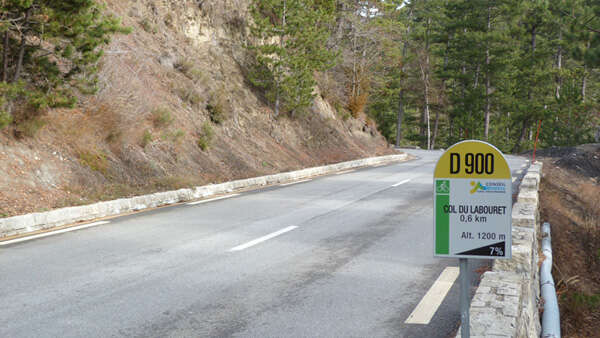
[541,222,561,338]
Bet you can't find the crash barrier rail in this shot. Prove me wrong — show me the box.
[541,222,561,338]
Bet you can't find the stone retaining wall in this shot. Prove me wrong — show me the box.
[0,154,407,239]
[458,162,543,337]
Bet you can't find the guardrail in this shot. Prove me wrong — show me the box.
[541,222,561,338]
[0,153,408,240]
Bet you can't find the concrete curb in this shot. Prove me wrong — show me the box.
[0,153,408,239]
[457,161,543,338]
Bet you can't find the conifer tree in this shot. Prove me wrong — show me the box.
[249,0,337,117]
[0,0,128,127]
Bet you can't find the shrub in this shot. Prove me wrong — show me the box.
[139,18,157,33]
[15,117,47,138]
[161,129,185,144]
[175,86,202,107]
[207,87,228,124]
[174,58,202,81]
[151,107,173,128]
[140,129,152,148]
[78,150,109,175]
[171,129,185,143]
[197,122,214,151]
[164,13,174,27]
[0,111,12,128]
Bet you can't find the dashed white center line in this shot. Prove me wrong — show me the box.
[187,194,240,205]
[512,177,517,182]
[405,267,460,325]
[516,169,523,175]
[336,169,355,175]
[280,179,312,186]
[229,226,298,252]
[0,221,111,246]
[392,179,412,187]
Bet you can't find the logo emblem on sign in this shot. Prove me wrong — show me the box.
[436,180,450,194]
[469,181,506,194]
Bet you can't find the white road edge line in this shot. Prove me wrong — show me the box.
[187,194,240,205]
[336,169,355,175]
[229,226,298,252]
[280,179,312,187]
[405,267,460,325]
[392,179,412,187]
[0,221,111,246]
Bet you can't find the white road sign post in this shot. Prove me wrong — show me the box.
[433,140,512,338]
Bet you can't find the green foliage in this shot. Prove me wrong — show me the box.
[161,129,185,143]
[140,129,152,148]
[197,122,214,151]
[248,0,338,116]
[151,107,174,128]
[15,117,46,138]
[0,0,128,126]
[174,59,200,80]
[175,86,202,107]
[207,87,228,124]
[363,0,599,151]
[139,18,157,33]
[78,149,109,175]
[0,111,11,128]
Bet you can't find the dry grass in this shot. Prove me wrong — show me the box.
[78,149,109,175]
[540,163,600,337]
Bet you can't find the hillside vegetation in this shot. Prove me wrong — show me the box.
[0,1,392,217]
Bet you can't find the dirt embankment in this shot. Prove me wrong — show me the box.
[539,144,600,337]
[0,0,394,218]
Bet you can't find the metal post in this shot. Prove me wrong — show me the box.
[460,258,470,338]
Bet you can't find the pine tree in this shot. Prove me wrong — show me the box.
[249,0,337,117]
[0,0,129,128]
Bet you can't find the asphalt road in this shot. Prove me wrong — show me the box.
[0,149,529,338]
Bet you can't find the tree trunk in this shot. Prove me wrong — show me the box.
[555,30,562,99]
[12,8,31,83]
[484,4,491,141]
[395,90,404,147]
[2,30,9,83]
[432,110,439,149]
[581,42,589,102]
[511,121,528,153]
[395,6,413,147]
[273,0,287,117]
[513,25,537,153]
[505,113,510,144]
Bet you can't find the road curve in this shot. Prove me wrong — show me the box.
[0,149,528,337]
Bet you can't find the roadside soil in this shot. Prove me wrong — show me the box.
[538,144,600,337]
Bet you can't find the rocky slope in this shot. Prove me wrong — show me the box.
[0,0,393,217]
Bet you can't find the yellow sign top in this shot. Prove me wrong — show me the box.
[434,140,511,179]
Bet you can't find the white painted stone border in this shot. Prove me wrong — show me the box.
[0,153,408,239]
[457,161,543,338]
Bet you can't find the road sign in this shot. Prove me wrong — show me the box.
[433,140,512,259]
